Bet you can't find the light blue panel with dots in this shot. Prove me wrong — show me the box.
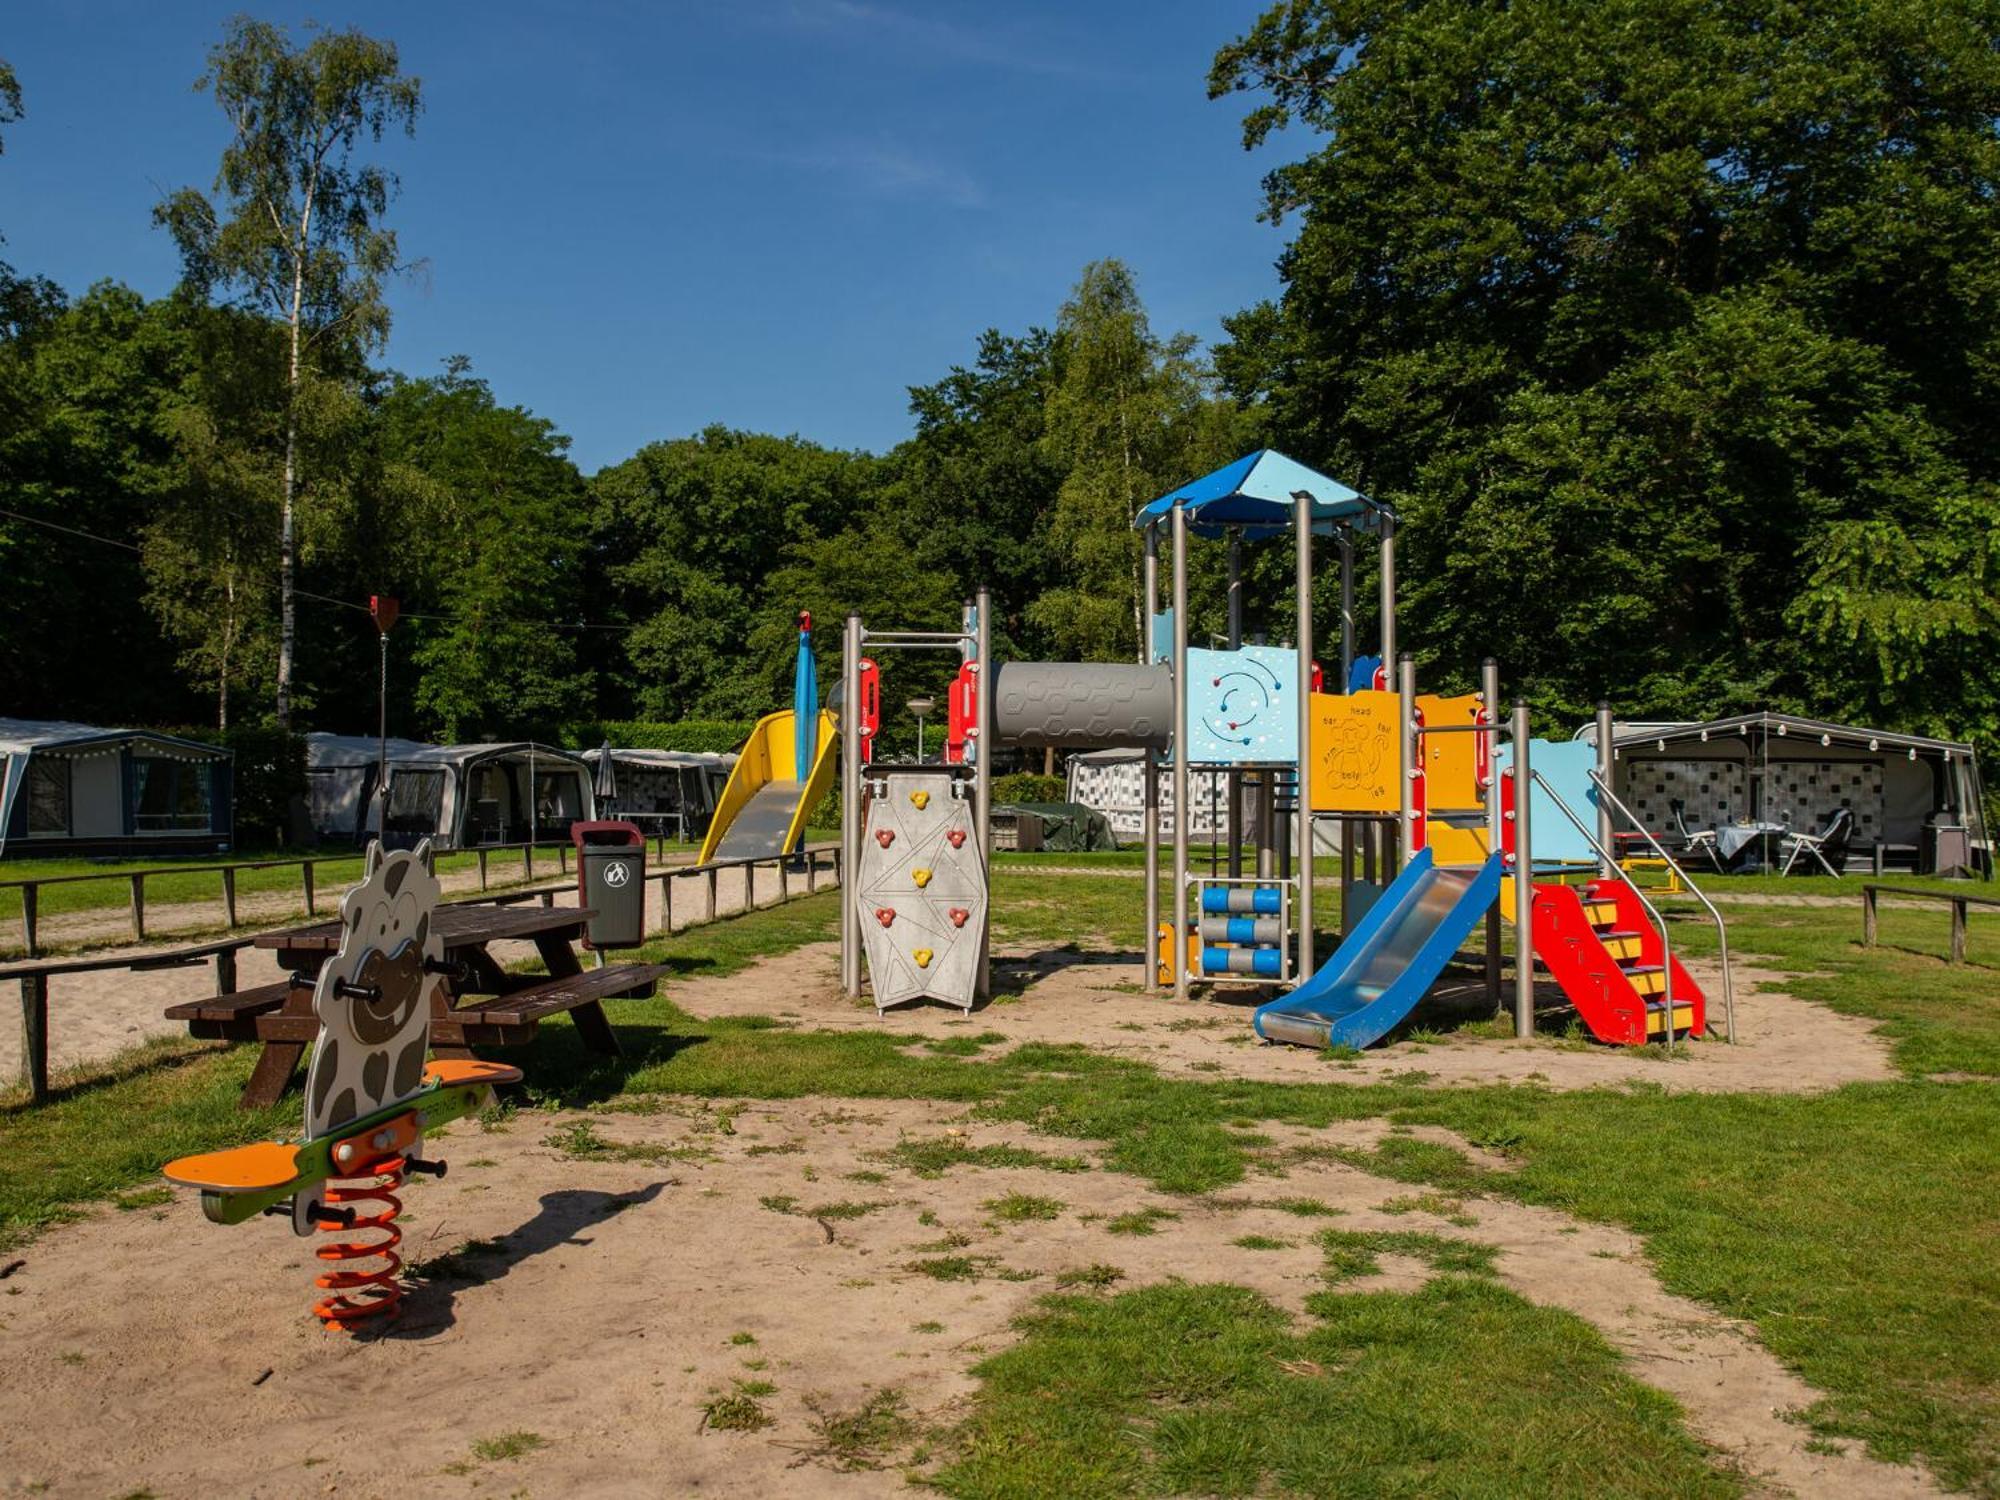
[1185,646,1301,764]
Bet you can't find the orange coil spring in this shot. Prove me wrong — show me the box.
[312,1155,406,1329]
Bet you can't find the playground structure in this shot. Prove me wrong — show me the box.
[162,841,521,1328]
[826,448,1730,1049]
[697,612,840,865]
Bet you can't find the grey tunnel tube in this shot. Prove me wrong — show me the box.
[990,662,1174,751]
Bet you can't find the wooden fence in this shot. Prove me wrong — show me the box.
[2,843,840,1105]
[1860,882,2000,964]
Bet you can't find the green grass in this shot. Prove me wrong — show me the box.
[4,873,1996,1490]
[984,1192,1064,1222]
[469,1430,546,1462]
[932,1279,1738,1498]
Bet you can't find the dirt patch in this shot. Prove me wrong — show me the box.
[681,943,1904,1096]
[0,1100,1936,1497]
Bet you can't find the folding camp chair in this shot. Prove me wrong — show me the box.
[1671,799,1724,873]
[1780,807,1853,877]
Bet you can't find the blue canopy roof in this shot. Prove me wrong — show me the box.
[1135,450,1380,539]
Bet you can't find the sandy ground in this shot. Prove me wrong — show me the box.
[682,941,1905,1096]
[0,1099,1938,1498]
[1,863,822,1084]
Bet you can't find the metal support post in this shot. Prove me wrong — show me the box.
[1482,658,1502,1010]
[1378,513,1397,679]
[1595,700,1616,881]
[841,612,862,999]
[1339,524,1355,691]
[1171,504,1191,1000]
[1143,524,1161,992]
[1511,697,1535,1038]
[1398,653,1417,862]
[1294,491,1315,980]
[974,587,993,999]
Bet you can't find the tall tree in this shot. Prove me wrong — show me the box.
[1033,260,1221,662]
[1211,0,2000,739]
[155,18,420,728]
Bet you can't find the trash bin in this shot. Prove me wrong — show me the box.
[572,820,646,950]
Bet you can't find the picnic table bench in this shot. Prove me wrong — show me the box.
[166,901,663,1109]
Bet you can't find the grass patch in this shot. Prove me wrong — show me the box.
[906,1255,983,1282]
[803,1389,916,1472]
[542,1119,710,1165]
[1318,1228,1499,1283]
[1231,1234,1294,1251]
[470,1431,546,1462]
[881,1137,1090,1178]
[702,1393,772,1433]
[1105,1207,1178,1236]
[983,1192,1064,1222]
[932,1280,1736,1497]
[1053,1263,1125,1290]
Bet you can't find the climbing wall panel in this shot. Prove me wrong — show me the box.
[858,769,987,1011]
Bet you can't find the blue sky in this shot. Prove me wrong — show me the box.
[3,2,1294,472]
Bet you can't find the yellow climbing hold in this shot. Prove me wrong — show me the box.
[913,948,934,969]
[911,790,931,810]
[912,867,933,888]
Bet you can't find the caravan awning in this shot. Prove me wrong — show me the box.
[1134,449,1380,539]
[0,719,230,857]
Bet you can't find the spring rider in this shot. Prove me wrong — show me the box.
[164,841,520,1328]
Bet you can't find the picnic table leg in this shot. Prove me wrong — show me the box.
[239,980,315,1110]
[531,930,623,1058]
[427,982,477,1062]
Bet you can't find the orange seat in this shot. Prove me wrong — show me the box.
[163,1141,302,1194]
[422,1058,524,1088]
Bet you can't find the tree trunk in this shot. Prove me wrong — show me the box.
[276,259,303,729]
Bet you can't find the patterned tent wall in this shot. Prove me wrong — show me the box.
[1065,753,1262,840]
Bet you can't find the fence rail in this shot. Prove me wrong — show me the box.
[0,841,594,957]
[1860,882,2000,964]
[3,842,841,1106]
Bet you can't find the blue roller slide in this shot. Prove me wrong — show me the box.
[1254,848,1504,1050]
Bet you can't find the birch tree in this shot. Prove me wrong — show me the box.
[155,18,420,727]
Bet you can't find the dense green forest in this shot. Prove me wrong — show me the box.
[3,2,1996,763]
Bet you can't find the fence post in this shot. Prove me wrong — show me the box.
[662,873,674,936]
[747,862,757,913]
[215,945,238,994]
[524,844,535,882]
[707,867,719,923]
[478,848,489,892]
[129,874,146,942]
[779,857,790,904]
[20,883,37,958]
[1951,899,1967,964]
[20,973,48,1105]
[221,866,238,928]
[559,844,569,876]
[807,851,819,895]
[302,860,316,916]
[1862,886,1878,947]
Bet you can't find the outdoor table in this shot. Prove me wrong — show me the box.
[168,901,662,1109]
[1715,821,1787,871]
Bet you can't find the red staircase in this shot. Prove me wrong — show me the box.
[1531,876,1704,1045]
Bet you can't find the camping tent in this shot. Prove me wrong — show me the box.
[1576,712,1989,876]
[580,748,736,842]
[0,718,233,859]
[304,735,595,851]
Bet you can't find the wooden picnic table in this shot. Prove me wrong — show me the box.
[168,901,664,1110]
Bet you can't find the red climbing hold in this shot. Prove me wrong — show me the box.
[875,829,895,849]
[875,908,896,927]
[948,908,970,928]
[946,829,967,849]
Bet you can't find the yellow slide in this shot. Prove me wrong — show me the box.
[698,709,839,864]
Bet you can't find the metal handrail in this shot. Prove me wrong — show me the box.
[1587,769,1736,1042]
[1530,771,1678,1051]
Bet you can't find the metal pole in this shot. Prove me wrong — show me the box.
[1482,658,1502,1011]
[1143,524,1161,992]
[376,630,389,841]
[1595,700,1616,881]
[1226,528,1244,880]
[974,587,992,1000]
[1339,524,1355,691]
[1294,491,1315,980]
[1511,697,1535,1038]
[1172,503,1191,1001]
[1398,653,1417,862]
[1377,514,1397,677]
[841,612,862,998]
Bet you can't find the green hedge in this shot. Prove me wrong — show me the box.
[992,772,1066,804]
[164,724,307,847]
[565,719,756,755]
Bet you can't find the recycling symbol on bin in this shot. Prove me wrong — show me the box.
[602,861,631,888]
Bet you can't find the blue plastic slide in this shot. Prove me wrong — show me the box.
[1253,848,1504,1050]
